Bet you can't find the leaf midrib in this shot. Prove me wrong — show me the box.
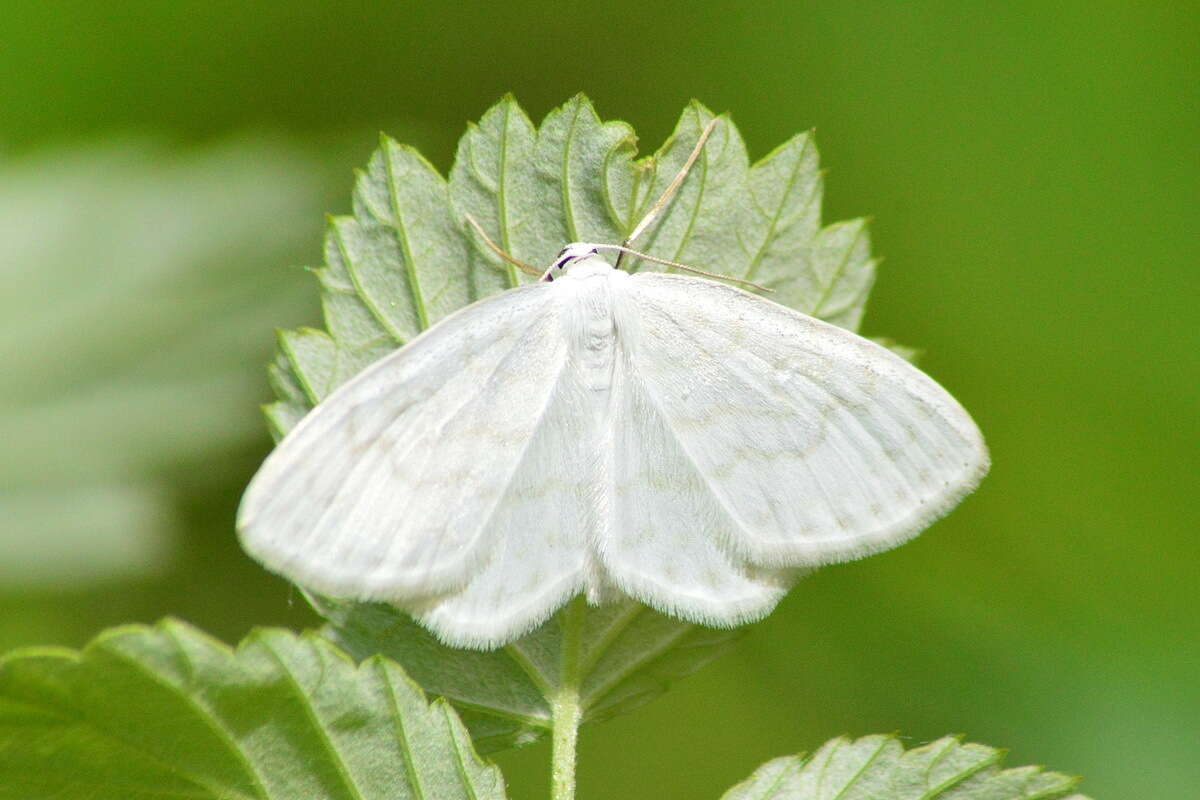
[383,145,432,332]
[381,665,430,800]
[559,99,584,242]
[810,223,867,319]
[258,637,368,800]
[496,101,519,289]
[828,736,890,800]
[743,136,817,282]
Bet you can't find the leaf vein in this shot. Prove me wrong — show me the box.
[809,223,867,319]
[98,639,266,800]
[560,101,583,242]
[580,624,692,710]
[383,145,431,332]
[381,664,428,800]
[333,223,408,344]
[744,135,815,281]
[829,735,890,800]
[257,637,367,800]
[442,703,481,800]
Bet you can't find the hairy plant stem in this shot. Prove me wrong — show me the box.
[550,596,586,800]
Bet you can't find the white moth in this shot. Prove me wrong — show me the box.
[238,120,989,649]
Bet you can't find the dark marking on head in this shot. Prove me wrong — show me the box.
[553,243,601,271]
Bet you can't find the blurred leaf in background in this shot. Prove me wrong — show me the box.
[0,136,370,649]
[0,138,315,586]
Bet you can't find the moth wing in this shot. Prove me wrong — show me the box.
[238,283,594,646]
[601,273,988,625]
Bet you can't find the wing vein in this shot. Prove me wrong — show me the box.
[366,314,567,584]
[630,281,974,555]
[630,304,847,544]
[620,355,757,549]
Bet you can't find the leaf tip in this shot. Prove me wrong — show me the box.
[556,91,599,122]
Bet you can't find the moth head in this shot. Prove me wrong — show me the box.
[544,242,600,281]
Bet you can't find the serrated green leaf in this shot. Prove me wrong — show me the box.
[259,94,886,751]
[266,93,878,434]
[721,734,1090,800]
[352,137,475,336]
[448,93,540,292]
[531,94,640,251]
[624,103,747,272]
[0,619,506,800]
[802,218,878,330]
[738,131,823,283]
[277,326,340,403]
[313,595,741,754]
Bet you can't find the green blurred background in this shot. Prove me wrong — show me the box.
[2,1,1195,797]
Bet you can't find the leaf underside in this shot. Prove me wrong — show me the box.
[314,595,743,753]
[263,94,881,751]
[264,93,877,436]
[722,734,1092,800]
[0,619,505,800]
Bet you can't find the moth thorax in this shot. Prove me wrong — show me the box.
[565,276,618,393]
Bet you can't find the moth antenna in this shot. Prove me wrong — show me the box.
[616,116,721,271]
[464,215,541,276]
[594,244,773,293]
